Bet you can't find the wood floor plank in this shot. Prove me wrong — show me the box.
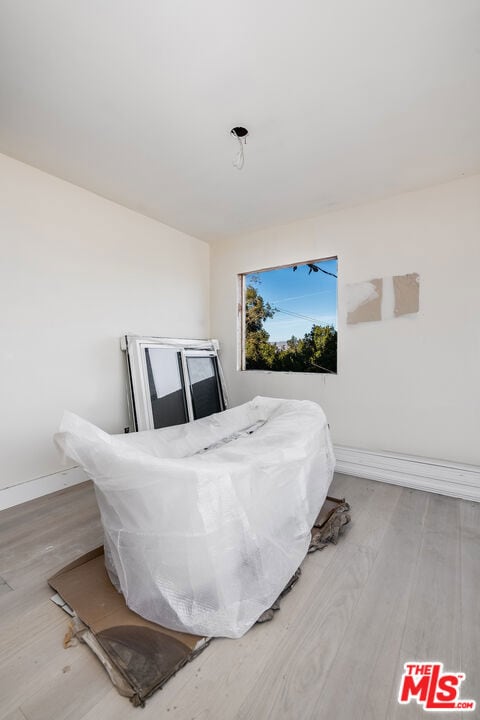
[19,645,113,720]
[0,522,104,592]
[458,499,480,719]
[230,480,403,720]
[1,710,29,720]
[0,605,75,718]
[235,542,376,720]
[0,576,13,595]
[386,491,463,720]
[0,483,102,590]
[0,483,98,547]
[308,487,429,720]
[0,484,104,720]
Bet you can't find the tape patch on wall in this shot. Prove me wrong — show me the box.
[393,273,420,316]
[346,278,383,324]
[347,273,419,324]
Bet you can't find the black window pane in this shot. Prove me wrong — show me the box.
[145,349,188,428]
[187,356,222,420]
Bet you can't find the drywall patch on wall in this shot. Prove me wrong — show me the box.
[348,272,420,324]
[394,272,420,316]
[346,278,383,324]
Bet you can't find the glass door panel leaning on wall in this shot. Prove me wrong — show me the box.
[121,335,227,431]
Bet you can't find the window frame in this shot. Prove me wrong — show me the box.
[122,335,228,431]
[237,256,338,373]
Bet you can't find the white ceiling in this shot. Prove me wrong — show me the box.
[1,1,479,242]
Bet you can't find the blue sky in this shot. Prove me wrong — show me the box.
[246,258,337,342]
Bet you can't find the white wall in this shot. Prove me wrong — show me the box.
[0,154,210,490]
[211,174,480,466]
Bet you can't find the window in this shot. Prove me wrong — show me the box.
[123,336,227,431]
[238,258,338,373]
[145,347,188,427]
[186,354,223,419]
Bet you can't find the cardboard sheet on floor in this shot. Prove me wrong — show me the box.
[48,496,350,707]
[48,547,209,706]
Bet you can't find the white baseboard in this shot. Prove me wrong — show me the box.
[334,445,480,502]
[0,466,88,512]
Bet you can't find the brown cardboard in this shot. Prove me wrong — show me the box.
[48,547,208,706]
[49,550,201,647]
[394,272,420,316]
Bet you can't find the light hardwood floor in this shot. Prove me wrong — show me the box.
[0,475,478,720]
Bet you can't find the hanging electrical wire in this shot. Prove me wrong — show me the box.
[232,134,245,170]
[273,306,324,324]
[231,127,248,170]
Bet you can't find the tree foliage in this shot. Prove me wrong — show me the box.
[244,285,276,369]
[244,285,337,373]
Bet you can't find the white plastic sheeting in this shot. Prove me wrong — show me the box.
[54,396,335,638]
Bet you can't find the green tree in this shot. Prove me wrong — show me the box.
[299,324,337,373]
[270,326,337,373]
[245,285,276,369]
